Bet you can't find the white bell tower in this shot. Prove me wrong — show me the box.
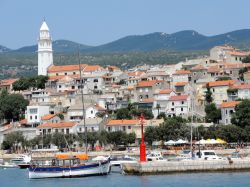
[38,20,53,75]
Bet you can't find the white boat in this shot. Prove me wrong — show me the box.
[110,155,137,166]
[28,155,110,179]
[194,150,223,160]
[0,162,18,168]
[10,154,31,165]
[146,151,166,161]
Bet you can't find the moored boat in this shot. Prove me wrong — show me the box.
[28,153,110,179]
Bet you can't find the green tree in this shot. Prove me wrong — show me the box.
[231,99,250,128]
[98,131,109,146]
[158,117,189,141]
[116,108,132,119]
[239,67,250,81]
[216,77,231,81]
[205,103,221,123]
[0,93,29,121]
[107,131,127,147]
[205,87,213,104]
[52,133,67,148]
[157,112,166,120]
[57,113,64,120]
[2,132,26,151]
[12,77,30,91]
[156,104,161,117]
[145,126,159,146]
[35,75,48,89]
[215,125,245,143]
[86,132,98,150]
[12,75,48,91]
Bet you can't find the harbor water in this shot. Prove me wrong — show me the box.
[1,167,250,187]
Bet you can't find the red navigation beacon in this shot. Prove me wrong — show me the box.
[140,113,146,162]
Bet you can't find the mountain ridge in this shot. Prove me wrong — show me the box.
[2,29,250,53]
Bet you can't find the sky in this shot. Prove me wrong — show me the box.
[1,0,250,49]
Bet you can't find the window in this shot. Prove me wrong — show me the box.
[122,126,126,131]
[226,110,227,114]
[29,108,37,114]
[59,85,62,88]
[171,108,174,111]
[73,72,76,75]
[145,88,149,92]
[181,108,183,111]
[139,88,143,93]
[108,127,111,132]
[35,115,37,119]
[30,116,32,120]
[56,73,59,76]
[172,102,174,106]
[72,86,75,89]
[128,126,131,129]
[79,127,82,132]
[235,57,238,61]
[94,86,98,89]
[65,73,67,75]
[91,110,93,114]
[181,101,184,104]
[66,128,69,134]
[94,79,98,82]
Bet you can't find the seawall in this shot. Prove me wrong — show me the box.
[121,159,250,175]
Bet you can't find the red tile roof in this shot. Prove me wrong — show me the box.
[41,114,57,120]
[84,65,103,72]
[37,122,76,129]
[48,64,87,73]
[158,89,173,94]
[127,71,144,77]
[137,80,162,88]
[107,120,139,126]
[228,51,250,56]
[0,79,18,86]
[208,80,236,87]
[20,119,27,124]
[230,84,250,90]
[169,95,188,101]
[175,82,188,87]
[220,101,240,108]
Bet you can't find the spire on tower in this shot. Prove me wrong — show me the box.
[40,20,49,31]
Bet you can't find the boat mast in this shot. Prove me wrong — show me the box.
[78,47,88,154]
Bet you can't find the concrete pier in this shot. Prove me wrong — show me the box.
[121,159,250,175]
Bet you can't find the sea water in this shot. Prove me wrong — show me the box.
[0,167,250,187]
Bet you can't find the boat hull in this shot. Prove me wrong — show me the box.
[29,160,110,179]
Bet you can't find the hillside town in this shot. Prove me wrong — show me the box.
[0,21,250,151]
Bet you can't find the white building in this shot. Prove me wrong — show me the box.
[36,122,77,135]
[220,101,240,125]
[167,95,190,118]
[26,105,50,127]
[38,21,53,76]
[152,89,176,117]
